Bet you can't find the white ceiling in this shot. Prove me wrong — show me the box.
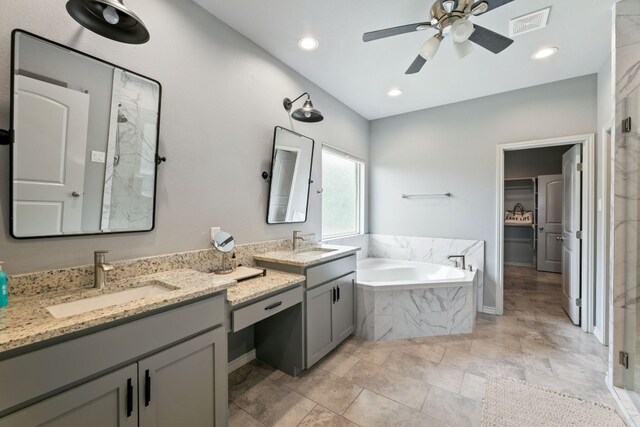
[193,0,614,120]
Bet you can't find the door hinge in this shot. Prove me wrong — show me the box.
[620,351,630,369]
[623,117,632,134]
[576,230,583,239]
[576,163,583,172]
[575,298,582,307]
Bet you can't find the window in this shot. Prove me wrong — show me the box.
[322,146,364,239]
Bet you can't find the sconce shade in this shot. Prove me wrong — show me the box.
[66,0,150,44]
[283,93,324,123]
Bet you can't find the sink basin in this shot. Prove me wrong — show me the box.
[46,281,172,319]
[296,247,338,255]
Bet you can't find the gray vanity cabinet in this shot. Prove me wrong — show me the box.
[306,272,356,368]
[333,273,356,343]
[0,295,228,426]
[306,280,337,366]
[0,364,138,427]
[139,327,225,427]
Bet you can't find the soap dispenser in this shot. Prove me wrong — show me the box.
[0,262,8,308]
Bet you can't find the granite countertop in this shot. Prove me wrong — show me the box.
[0,269,235,355]
[226,269,305,307]
[253,244,360,268]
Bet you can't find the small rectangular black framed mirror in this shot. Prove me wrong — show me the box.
[266,127,314,224]
[9,30,162,239]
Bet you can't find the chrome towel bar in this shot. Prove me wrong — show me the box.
[402,193,451,199]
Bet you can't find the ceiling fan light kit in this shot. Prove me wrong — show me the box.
[362,0,515,74]
[420,33,443,60]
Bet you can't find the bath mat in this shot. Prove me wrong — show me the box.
[481,376,625,427]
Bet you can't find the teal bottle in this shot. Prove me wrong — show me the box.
[0,262,7,308]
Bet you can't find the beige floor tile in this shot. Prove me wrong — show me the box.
[298,405,359,427]
[421,385,483,427]
[343,389,439,427]
[279,368,363,415]
[336,341,395,366]
[459,372,486,401]
[228,408,264,427]
[383,350,465,393]
[235,377,316,426]
[315,350,360,377]
[400,342,446,363]
[229,402,241,417]
[343,360,429,409]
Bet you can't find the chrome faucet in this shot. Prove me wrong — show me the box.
[447,255,466,270]
[94,250,114,289]
[292,230,305,250]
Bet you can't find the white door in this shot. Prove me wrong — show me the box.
[13,75,90,236]
[561,144,582,325]
[537,174,564,273]
[268,148,299,222]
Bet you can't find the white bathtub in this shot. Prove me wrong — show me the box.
[357,258,474,291]
[355,257,477,340]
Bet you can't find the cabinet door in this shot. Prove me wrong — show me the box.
[306,280,336,367]
[0,364,137,427]
[333,273,356,343]
[138,327,227,427]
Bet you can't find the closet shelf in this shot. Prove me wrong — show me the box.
[505,223,536,228]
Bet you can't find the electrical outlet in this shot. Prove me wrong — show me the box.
[91,150,106,164]
[210,227,220,241]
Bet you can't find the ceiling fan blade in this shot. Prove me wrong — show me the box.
[405,55,427,74]
[474,0,515,15]
[363,22,431,42]
[468,25,514,54]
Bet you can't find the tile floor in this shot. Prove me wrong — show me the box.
[228,266,611,426]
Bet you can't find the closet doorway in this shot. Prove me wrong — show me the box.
[496,134,596,333]
[503,144,577,323]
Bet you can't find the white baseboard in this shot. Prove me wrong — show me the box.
[482,306,497,315]
[228,349,256,373]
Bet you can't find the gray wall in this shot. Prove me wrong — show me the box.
[369,75,598,309]
[0,0,369,274]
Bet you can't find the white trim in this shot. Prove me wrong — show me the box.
[228,349,256,373]
[496,134,596,323]
[482,305,497,315]
[596,122,614,346]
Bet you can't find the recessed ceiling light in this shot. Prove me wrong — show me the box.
[298,37,319,51]
[531,47,558,60]
[387,88,404,97]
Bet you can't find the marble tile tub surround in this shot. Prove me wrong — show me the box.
[356,280,477,340]
[335,234,486,312]
[9,237,317,298]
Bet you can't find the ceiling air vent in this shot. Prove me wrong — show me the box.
[509,7,551,37]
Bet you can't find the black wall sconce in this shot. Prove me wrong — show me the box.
[66,0,150,44]
[283,92,324,123]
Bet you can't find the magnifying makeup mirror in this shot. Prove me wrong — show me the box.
[211,230,235,274]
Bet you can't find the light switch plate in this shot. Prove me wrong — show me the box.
[91,150,106,164]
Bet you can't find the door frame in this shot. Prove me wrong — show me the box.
[495,134,596,334]
[594,122,613,345]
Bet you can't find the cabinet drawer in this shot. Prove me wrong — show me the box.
[232,286,302,332]
[306,255,356,289]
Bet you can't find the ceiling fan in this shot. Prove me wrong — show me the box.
[363,0,516,74]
